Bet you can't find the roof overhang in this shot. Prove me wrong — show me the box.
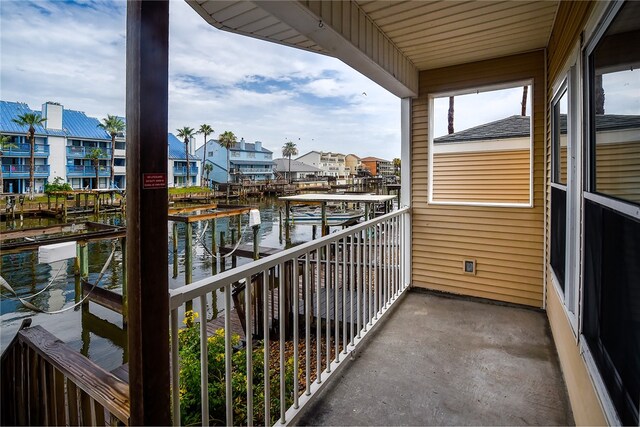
[188,1,560,98]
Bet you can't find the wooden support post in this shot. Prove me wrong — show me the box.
[285,201,291,244]
[79,241,89,279]
[126,1,171,424]
[365,203,369,222]
[211,218,217,275]
[236,214,241,241]
[231,228,236,244]
[121,237,128,327]
[321,202,327,236]
[312,225,317,240]
[185,222,193,314]
[220,231,226,274]
[172,222,178,279]
[47,194,51,210]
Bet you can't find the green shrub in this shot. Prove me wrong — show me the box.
[44,176,72,193]
[179,311,294,426]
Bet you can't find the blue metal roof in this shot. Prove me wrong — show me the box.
[0,101,51,135]
[0,100,110,140]
[63,109,110,140]
[168,133,199,161]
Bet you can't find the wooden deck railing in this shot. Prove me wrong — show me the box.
[1,320,130,426]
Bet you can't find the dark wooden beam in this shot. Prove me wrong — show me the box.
[126,1,171,425]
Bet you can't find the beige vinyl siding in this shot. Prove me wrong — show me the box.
[432,149,530,203]
[411,51,545,307]
[595,140,640,204]
[545,2,607,426]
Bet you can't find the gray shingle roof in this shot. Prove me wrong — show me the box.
[434,115,530,143]
[435,114,640,143]
[273,158,322,173]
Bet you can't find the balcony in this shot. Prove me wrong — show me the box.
[66,146,112,159]
[173,166,198,176]
[1,164,50,178]
[1,143,49,157]
[113,148,126,158]
[165,208,571,425]
[66,165,110,177]
[236,168,273,174]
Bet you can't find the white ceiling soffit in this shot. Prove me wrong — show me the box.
[357,0,559,70]
[187,0,419,98]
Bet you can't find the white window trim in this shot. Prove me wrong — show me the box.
[428,79,534,208]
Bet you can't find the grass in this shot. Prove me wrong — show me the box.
[168,186,213,195]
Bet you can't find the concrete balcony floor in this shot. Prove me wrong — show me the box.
[296,290,573,426]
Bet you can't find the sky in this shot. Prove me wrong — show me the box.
[0,0,401,160]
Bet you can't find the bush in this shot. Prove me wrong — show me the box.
[44,176,72,193]
[179,311,294,426]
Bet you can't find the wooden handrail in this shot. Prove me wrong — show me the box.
[1,324,130,426]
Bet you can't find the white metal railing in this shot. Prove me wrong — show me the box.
[168,207,410,426]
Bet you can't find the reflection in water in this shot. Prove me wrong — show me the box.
[0,197,317,370]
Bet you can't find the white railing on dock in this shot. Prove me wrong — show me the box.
[168,207,410,426]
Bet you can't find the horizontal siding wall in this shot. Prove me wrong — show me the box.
[595,140,640,204]
[411,51,545,307]
[432,149,531,204]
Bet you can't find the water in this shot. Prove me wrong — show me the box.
[0,196,321,371]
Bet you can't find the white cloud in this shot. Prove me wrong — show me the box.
[1,0,402,160]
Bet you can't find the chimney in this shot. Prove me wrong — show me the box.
[239,137,245,150]
[254,140,262,151]
[189,136,196,156]
[42,102,63,129]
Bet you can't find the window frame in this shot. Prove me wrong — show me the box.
[428,79,535,208]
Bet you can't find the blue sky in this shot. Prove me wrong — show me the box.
[0,0,401,160]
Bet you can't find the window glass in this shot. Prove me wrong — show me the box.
[430,83,533,206]
[552,89,568,185]
[589,1,640,205]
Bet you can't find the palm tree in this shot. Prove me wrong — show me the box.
[203,162,213,187]
[97,115,125,190]
[11,113,46,199]
[447,96,455,134]
[88,148,106,190]
[217,131,237,201]
[282,141,298,184]
[0,135,18,193]
[176,127,195,187]
[197,124,214,187]
[392,158,401,177]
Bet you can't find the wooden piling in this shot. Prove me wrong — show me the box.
[121,237,128,326]
[185,223,193,314]
[172,222,178,279]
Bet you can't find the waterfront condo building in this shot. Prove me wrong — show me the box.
[0,101,126,192]
[296,150,348,177]
[360,156,394,177]
[195,137,274,184]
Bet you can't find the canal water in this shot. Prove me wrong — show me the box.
[0,196,319,371]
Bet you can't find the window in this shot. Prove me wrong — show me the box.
[587,2,640,206]
[429,82,533,207]
[583,2,640,424]
[550,83,568,292]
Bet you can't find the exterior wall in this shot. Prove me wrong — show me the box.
[544,2,607,425]
[361,159,378,176]
[411,51,545,307]
[432,148,530,204]
[48,135,66,182]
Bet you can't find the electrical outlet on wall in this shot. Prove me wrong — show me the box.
[463,259,476,275]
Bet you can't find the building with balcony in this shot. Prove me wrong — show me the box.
[0,100,126,192]
[168,133,200,187]
[360,156,394,177]
[296,150,348,177]
[3,2,639,427]
[194,137,274,183]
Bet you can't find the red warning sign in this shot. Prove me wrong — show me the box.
[143,173,167,189]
